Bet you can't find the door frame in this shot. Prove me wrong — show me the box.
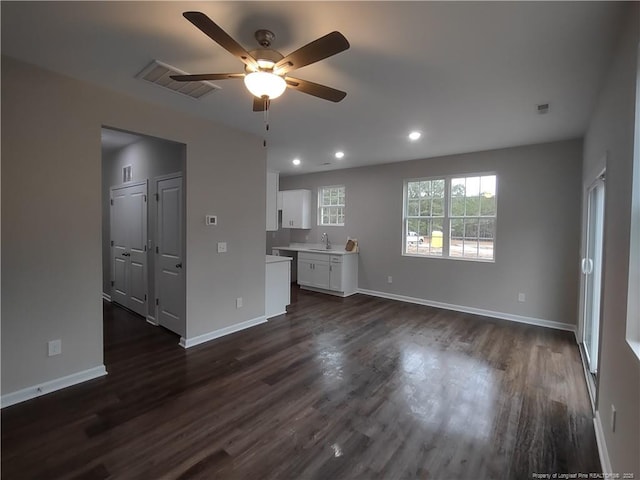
[109,180,149,316]
[578,166,607,410]
[153,172,185,333]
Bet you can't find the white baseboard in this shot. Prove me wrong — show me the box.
[1,365,107,409]
[357,288,576,332]
[266,309,287,320]
[594,411,612,473]
[179,315,267,349]
[102,292,112,302]
[146,315,158,326]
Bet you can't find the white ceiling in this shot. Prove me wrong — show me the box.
[1,1,625,175]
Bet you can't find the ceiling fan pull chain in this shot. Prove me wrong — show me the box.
[263,97,269,147]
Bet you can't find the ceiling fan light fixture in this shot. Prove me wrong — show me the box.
[244,71,286,99]
[256,59,276,69]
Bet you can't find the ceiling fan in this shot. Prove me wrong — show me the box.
[170,12,350,112]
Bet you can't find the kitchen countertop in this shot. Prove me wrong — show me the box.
[266,254,293,264]
[272,243,358,255]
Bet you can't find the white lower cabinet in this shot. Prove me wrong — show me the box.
[329,261,343,291]
[266,255,291,319]
[298,258,330,289]
[298,252,357,297]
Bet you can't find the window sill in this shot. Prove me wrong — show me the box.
[401,252,495,263]
[627,339,640,364]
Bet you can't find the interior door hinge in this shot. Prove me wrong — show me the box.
[155,246,159,254]
[143,194,147,202]
[155,193,159,201]
[110,240,114,247]
[144,294,147,301]
[111,280,114,287]
[110,199,113,206]
[144,245,147,252]
[155,298,159,306]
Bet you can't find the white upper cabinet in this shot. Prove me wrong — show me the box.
[266,171,279,231]
[281,189,311,229]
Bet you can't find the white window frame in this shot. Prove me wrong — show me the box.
[626,44,640,362]
[403,177,446,258]
[402,172,497,262]
[318,185,345,226]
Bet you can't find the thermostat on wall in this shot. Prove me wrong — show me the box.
[205,215,217,226]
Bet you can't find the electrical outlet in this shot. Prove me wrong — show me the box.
[387,276,393,284]
[48,339,61,357]
[518,292,526,303]
[217,242,227,253]
[611,404,616,432]
[236,297,243,308]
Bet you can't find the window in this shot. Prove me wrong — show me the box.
[405,179,445,256]
[318,185,345,225]
[403,174,497,260]
[627,45,640,361]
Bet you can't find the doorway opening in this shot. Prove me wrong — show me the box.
[579,170,605,407]
[101,127,186,341]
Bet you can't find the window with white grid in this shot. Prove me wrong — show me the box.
[403,174,497,261]
[318,185,345,226]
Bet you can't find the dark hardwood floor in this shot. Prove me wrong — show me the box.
[2,288,599,479]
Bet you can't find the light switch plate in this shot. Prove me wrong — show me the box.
[48,339,61,357]
[217,242,227,253]
[206,215,217,226]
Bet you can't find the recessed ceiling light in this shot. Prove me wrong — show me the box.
[408,131,421,141]
[292,158,301,166]
[335,151,345,159]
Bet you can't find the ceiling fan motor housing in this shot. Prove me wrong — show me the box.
[254,29,275,48]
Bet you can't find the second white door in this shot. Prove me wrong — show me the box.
[111,182,148,317]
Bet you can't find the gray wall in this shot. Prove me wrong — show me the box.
[1,56,265,395]
[281,139,583,326]
[101,133,185,319]
[582,3,639,474]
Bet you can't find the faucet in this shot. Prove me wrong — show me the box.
[321,232,331,250]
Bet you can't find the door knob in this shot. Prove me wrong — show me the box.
[176,263,182,269]
[121,252,130,257]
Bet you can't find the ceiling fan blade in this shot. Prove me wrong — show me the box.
[285,77,347,102]
[183,11,258,69]
[275,31,350,75]
[170,73,244,82]
[252,97,270,112]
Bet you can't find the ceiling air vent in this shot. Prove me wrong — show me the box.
[537,103,550,114]
[136,60,221,100]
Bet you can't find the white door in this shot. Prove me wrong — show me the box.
[581,175,605,375]
[156,175,184,336]
[110,182,148,317]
